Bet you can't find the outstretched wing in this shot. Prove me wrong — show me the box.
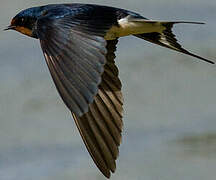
[72,39,123,178]
[36,8,123,178]
[36,8,115,116]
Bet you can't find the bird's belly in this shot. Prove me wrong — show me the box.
[105,17,165,40]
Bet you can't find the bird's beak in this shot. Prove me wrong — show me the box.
[4,25,16,31]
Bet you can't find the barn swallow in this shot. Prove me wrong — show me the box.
[5,3,214,178]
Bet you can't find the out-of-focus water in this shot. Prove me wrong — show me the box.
[1,0,216,180]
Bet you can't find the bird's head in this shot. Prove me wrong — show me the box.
[5,7,45,38]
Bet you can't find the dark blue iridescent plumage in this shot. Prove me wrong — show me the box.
[10,4,146,38]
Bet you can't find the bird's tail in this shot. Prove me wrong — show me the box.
[133,20,214,64]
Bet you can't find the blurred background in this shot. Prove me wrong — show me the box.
[1,0,216,180]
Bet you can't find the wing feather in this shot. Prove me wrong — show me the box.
[36,9,123,177]
[38,16,108,116]
[72,39,123,178]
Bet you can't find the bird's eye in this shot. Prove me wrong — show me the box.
[42,10,48,16]
[20,18,25,24]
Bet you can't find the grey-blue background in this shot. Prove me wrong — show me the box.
[1,0,216,180]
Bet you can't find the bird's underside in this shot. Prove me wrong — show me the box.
[7,3,214,178]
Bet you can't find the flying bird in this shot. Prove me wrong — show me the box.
[5,3,214,178]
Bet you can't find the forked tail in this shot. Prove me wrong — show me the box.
[133,21,214,64]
